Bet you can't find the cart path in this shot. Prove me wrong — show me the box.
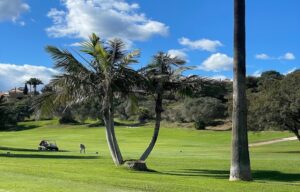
[249,136,297,147]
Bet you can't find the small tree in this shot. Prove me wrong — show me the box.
[23,83,29,95]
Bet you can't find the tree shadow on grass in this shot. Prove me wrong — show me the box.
[253,170,300,182]
[161,169,300,182]
[0,146,39,152]
[88,121,105,127]
[273,151,300,154]
[162,169,229,178]
[3,124,40,132]
[0,153,99,159]
[0,146,69,152]
[87,121,146,128]
[114,121,146,127]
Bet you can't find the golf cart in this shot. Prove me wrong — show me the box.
[38,140,59,151]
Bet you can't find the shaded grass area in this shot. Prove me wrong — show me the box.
[0,120,299,192]
[0,146,38,152]
[0,153,99,159]
[0,146,69,152]
[5,124,40,131]
[162,169,300,182]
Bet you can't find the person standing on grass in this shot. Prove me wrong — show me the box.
[80,144,86,154]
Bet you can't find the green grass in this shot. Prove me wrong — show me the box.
[0,120,299,192]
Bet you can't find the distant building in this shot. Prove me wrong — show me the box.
[0,92,10,101]
[8,87,26,99]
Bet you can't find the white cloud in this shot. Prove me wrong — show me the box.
[67,42,82,47]
[167,49,188,61]
[211,75,228,81]
[0,0,29,22]
[255,53,271,60]
[284,67,297,75]
[19,21,26,26]
[255,52,296,61]
[0,63,58,92]
[252,70,262,77]
[178,37,222,52]
[281,52,295,60]
[47,8,66,25]
[46,0,169,43]
[198,53,233,72]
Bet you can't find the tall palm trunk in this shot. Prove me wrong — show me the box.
[294,131,300,141]
[33,84,37,95]
[140,87,163,161]
[230,0,252,181]
[103,86,123,165]
[291,127,300,141]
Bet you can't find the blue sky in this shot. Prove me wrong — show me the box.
[0,0,299,91]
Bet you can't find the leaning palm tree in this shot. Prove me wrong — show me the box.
[27,78,43,95]
[36,33,141,166]
[138,52,208,162]
[230,0,252,181]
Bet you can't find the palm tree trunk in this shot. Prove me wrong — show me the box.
[139,91,163,161]
[291,127,300,141]
[230,0,252,181]
[103,88,123,166]
[295,132,300,141]
[33,84,37,95]
[103,112,123,165]
[109,112,123,163]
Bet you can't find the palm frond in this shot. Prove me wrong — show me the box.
[121,49,140,66]
[45,46,92,77]
[107,38,126,66]
[172,66,195,77]
[113,66,145,94]
[80,34,109,72]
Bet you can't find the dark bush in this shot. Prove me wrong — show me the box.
[58,108,78,124]
[0,97,34,130]
[195,119,206,130]
[58,116,78,124]
[138,107,151,123]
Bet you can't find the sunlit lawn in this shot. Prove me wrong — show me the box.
[0,120,299,192]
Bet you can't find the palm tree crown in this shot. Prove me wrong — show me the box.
[27,78,43,95]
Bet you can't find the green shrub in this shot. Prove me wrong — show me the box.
[194,119,206,130]
[58,116,78,124]
[138,107,151,123]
